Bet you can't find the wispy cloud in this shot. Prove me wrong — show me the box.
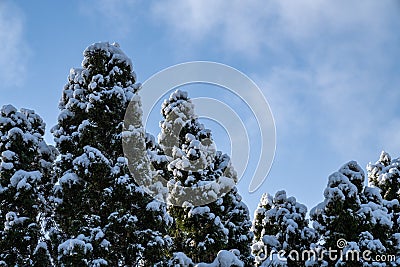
[259,1,400,161]
[79,0,142,37]
[151,1,399,57]
[151,0,281,56]
[150,0,400,161]
[261,64,400,161]
[78,0,400,170]
[0,1,29,88]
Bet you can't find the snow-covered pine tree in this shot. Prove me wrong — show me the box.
[251,190,316,267]
[220,183,254,265]
[367,151,400,265]
[51,42,169,266]
[166,250,244,267]
[148,90,252,265]
[367,151,399,201]
[357,186,395,267]
[0,105,57,266]
[310,161,392,266]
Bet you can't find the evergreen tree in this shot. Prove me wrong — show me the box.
[251,190,316,267]
[51,42,169,266]
[367,151,400,265]
[166,250,244,267]
[367,151,398,201]
[310,161,392,266]
[148,90,252,265]
[220,184,254,265]
[0,105,57,266]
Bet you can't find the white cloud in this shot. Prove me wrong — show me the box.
[151,0,280,56]
[79,0,400,190]
[151,0,399,57]
[79,0,140,36]
[150,0,400,175]
[208,1,400,159]
[152,0,223,39]
[0,1,29,87]
[262,57,400,161]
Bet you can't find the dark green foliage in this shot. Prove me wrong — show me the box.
[0,105,56,266]
[252,190,316,267]
[149,90,252,265]
[220,185,254,266]
[4,40,400,267]
[51,42,169,266]
[367,151,400,265]
[310,161,393,266]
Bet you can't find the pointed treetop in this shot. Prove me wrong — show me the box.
[1,104,46,136]
[338,160,365,192]
[379,150,392,167]
[83,42,134,74]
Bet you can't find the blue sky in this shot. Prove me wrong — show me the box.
[1,0,400,216]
